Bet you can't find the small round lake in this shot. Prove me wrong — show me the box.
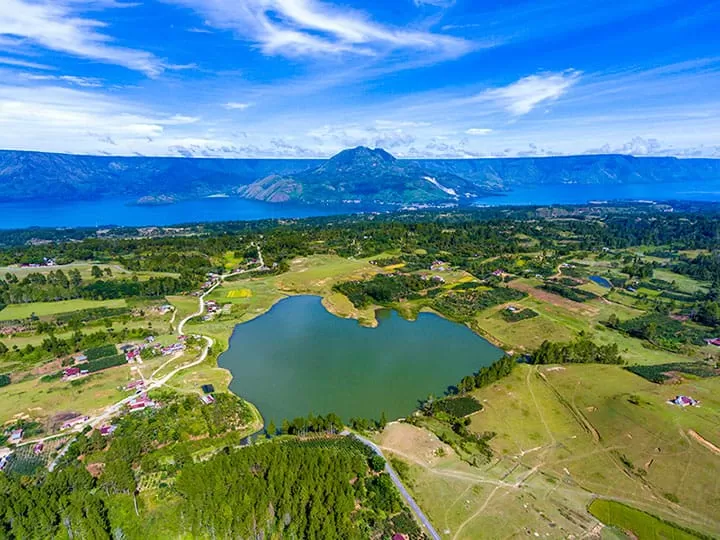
[219,295,504,425]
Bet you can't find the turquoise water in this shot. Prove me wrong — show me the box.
[2,181,719,229]
[0,197,342,229]
[218,295,503,425]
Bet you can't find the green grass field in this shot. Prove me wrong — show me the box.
[0,364,133,425]
[377,363,720,539]
[589,500,704,540]
[0,298,127,321]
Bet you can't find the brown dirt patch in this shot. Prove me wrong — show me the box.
[688,430,720,455]
[508,281,599,316]
[377,422,454,467]
[86,462,105,478]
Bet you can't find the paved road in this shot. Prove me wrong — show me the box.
[348,432,441,540]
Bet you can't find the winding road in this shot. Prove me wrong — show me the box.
[348,432,442,540]
[34,247,266,468]
[31,244,441,539]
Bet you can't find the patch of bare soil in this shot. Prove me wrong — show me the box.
[378,422,454,467]
[688,430,720,455]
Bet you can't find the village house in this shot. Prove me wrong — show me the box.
[705,337,720,347]
[62,367,87,381]
[199,394,216,405]
[33,442,44,455]
[128,394,157,411]
[73,353,88,363]
[99,425,117,437]
[9,429,23,444]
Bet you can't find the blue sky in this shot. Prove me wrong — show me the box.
[0,0,718,158]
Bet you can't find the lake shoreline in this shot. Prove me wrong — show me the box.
[217,295,503,426]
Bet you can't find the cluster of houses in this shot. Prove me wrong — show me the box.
[161,341,186,356]
[0,324,30,336]
[200,273,221,292]
[123,335,186,360]
[430,260,450,272]
[421,274,445,284]
[670,395,699,407]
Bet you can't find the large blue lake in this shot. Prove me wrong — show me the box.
[2,180,719,229]
[219,295,503,424]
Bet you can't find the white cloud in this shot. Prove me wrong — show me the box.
[375,119,431,129]
[23,73,103,87]
[0,82,205,153]
[465,128,492,135]
[167,0,472,60]
[224,102,252,110]
[0,55,54,70]
[478,71,581,115]
[414,0,456,7]
[0,0,163,75]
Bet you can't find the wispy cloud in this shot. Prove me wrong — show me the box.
[375,120,431,129]
[414,0,456,7]
[465,128,492,135]
[23,73,103,87]
[477,71,581,115]
[168,0,473,60]
[0,55,54,70]
[224,102,252,110]
[0,0,163,75]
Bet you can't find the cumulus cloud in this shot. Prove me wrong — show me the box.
[478,71,581,115]
[167,0,472,60]
[0,0,163,75]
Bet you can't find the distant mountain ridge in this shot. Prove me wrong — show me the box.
[1,148,719,205]
[238,146,492,204]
